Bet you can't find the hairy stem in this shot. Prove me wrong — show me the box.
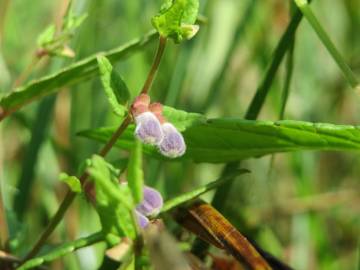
[21,35,167,263]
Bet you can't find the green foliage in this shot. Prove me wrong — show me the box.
[36,9,87,58]
[162,105,205,131]
[79,107,360,163]
[152,0,200,42]
[127,139,144,204]
[37,24,56,47]
[0,31,157,114]
[87,155,136,244]
[294,0,359,88]
[59,173,82,193]
[161,169,249,213]
[97,55,130,116]
[18,232,104,270]
[1,0,359,269]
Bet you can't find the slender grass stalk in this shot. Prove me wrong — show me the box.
[13,96,56,220]
[218,3,306,211]
[0,126,7,250]
[18,232,104,270]
[21,35,167,263]
[245,6,305,120]
[268,9,296,205]
[279,39,295,119]
[192,3,307,257]
[294,0,359,89]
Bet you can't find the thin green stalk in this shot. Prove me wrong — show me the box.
[18,232,104,270]
[13,96,56,220]
[268,14,296,199]
[245,6,305,120]
[279,38,295,119]
[140,36,167,95]
[0,126,7,250]
[294,0,359,89]
[219,3,306,208]
[192,3,307,257]
[21,36,167,263]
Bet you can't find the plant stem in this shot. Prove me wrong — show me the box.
[21,35,167,263]
[245,7,304,120]
[18,232,104,270]
[21,190,77,262]
[294,0,359,89]
[13,56,42,88]
[192,3,307,258]
[279,38,295,119]
[141,36,167,95]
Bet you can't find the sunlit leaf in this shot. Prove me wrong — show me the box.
[152,0,199,42]
[37,24,56,47]
[87,155,136,242]
[127,139,144,203]
[59,173,82,193]
[0,31,157,120]
[97,55,130,116]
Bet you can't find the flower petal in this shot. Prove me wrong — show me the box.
[159,123,186,158]
[135,112,164,145]
[136,186,163,216]
[135,210,149,229]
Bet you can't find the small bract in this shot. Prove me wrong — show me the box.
[159,123,186,158]
[135,112,163,145]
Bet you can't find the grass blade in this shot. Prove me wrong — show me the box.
[294,0,359,89]
[18,232,104,270]
[161,169,249,213]
[245,7,305,120]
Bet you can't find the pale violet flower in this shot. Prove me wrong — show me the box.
[159,123,186,158]
[135,112,163,145]
[135,211,150,229]
[135,186,163,229]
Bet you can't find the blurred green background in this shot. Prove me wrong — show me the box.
[0,0,359,269]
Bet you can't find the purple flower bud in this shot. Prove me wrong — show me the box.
[135,210,149,229]
[135,112,163,145]
[136,186,163,217]
[159,123,186,158]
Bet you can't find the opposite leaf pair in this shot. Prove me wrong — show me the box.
[132,94,186,158]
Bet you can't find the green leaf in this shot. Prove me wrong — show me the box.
[78,109,360,163]
[37,24,56,47]
[0,31,157,120]
[152,0,199,43]
[127,139,144,203]
[162,105,205,131]
[161,169,249,213]
[63,12,88,32]
[59,173,82,193]
[87,155,136,242]
[97,55,130,116]
[18,232,104,270]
